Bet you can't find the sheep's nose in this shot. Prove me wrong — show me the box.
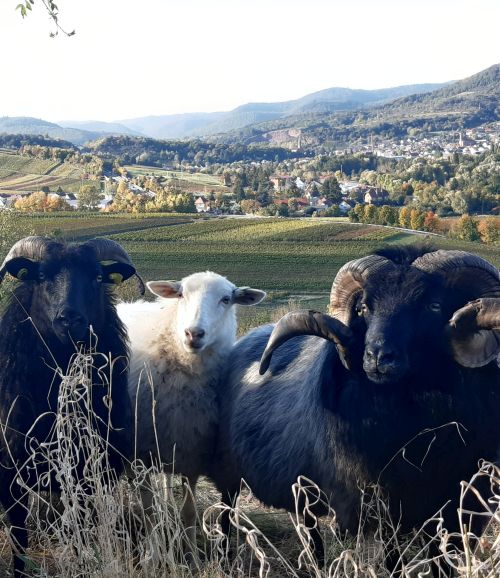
[56,307,85,329]
[365,345,397,368]
[185,327,206,348]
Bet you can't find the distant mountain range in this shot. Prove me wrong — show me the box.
[1,64,498,148]
[113,82,449,139]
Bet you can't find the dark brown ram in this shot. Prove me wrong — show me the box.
[212,246,500,567]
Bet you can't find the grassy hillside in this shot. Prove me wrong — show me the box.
[0,150,86,194]
[124,164,225,191]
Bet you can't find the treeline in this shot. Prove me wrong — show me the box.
[19,145,108,176]
[0,133,76,150]
[349,204,498,244]
[88,136,309,167]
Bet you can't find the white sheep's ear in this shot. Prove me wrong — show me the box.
[147,280,182,299]
[233,287,266,306]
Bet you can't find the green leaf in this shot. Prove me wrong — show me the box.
[16,4,27,17]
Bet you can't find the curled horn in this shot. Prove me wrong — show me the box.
[85,238,145,295]
[330,254,396,323]
[259,310,353,375]
[0,236,52,282]
[413,250,500,367]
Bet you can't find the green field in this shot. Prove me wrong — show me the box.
[124,164,228,192]
[9,213,499,295]
[0,151,86,194]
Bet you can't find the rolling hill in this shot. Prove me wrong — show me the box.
[116,82,448,139]
[214,63,500,148]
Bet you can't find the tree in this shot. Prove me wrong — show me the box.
[399,206,411,228]
[363,204,378,224]
[453,215,480,242]
[423,211,441,233]
[78,184,104,211]
[377,205,395,226]
[240,200,261,214]
[409,208,425,231]
[477,218,499,245]
[322,177,342,204]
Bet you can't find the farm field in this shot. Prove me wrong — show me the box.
[124,164,229,193]
[0,151,87,194]
[9,212,500,293]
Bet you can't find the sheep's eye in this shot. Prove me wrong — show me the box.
[96,274,103,282]
[221,296,231,305]
[358,303,368,316]
[428,302,442,313]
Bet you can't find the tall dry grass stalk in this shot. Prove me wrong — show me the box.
[1,343,498,577]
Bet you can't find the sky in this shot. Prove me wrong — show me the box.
[0,0,499,123]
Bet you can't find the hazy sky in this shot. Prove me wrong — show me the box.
[1,0,498,122]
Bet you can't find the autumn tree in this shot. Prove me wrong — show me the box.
[363,204,378,224]
[78,184,104,210]
[477,218,499,245]
[423,211,441,233]
[409,208,426,231]
[453,215,480,242]
[399,206,412,228]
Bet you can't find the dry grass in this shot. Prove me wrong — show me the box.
[0,338,498,577]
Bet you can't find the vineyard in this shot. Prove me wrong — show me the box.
[11,213,500,294]
[0,151,86,194]
[124,164,228,193]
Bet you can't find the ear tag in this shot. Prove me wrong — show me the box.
[17,268,29,280]
[109,272,124,285]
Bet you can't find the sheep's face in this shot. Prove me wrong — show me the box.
[148,272,266,353]
[359,270,451,385]
[15,247,107,344]
[7,244,133,346]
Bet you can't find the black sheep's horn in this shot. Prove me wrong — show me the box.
[448,298,500,367]
[414,250,499,367]
[259,310,353,375]
[0,236,51,282]
[85,238,145,295]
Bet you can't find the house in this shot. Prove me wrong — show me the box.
[195,196,211,213]
[364,187,389,205]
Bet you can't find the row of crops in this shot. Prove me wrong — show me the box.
[0,152,85,194]
[10,214,500,293]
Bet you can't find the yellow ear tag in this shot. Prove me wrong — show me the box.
[108,272,124,285]
[17,268,29,280]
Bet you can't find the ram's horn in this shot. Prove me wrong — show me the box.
[330,255,396,324]
[413,250,500,367]
[259,310,353,375]
[85,238,145,295]
[447,298,500,368]
[0,236,52,282]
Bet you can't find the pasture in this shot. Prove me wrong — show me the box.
[0,212,499,577]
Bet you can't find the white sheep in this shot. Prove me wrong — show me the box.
[117,271,265,548]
